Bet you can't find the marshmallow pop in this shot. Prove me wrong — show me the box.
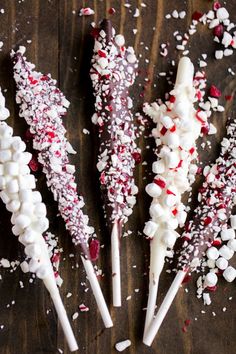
[144,115,236,346]
[142,57,203,338]
[11,47,113,329]
[0,88,78,351]
[90,19,140,307]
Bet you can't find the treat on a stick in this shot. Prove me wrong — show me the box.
[0,89,78,351]
[143,115,236,346]
[90,19,139,307]
[142,57,204,336]
[11,47,113,328]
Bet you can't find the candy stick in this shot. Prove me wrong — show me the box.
[90,19,140,307]
[142,57,201,336]
[143,115,236,346]
[11,47,113,328]
[0,89,78,352]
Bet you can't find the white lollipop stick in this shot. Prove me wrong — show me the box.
[81,256,113,328]
[111,221,121,307]
[143,270,186,346]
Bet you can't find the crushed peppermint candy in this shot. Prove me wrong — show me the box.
[79,8,95,16]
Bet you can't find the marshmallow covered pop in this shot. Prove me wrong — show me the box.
[90,20,140,307]
[0,89,78,351]
[144,115,236,346]
[142,57,203,338]
[11,47,113,328]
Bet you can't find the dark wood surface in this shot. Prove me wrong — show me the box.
[0,1,236,353]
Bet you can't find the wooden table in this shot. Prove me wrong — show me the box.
[0,0,235,353]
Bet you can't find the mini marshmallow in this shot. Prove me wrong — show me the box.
[20,261,29,273]
[12,224,23,236]
[0,138,12,149]
[32,191,42,203]
[115,339,131,352]
[32,217,49,233]
[115,34,125,47]
[4,162,19,176]
[19,189,33,202]
[215,257,228,270]
[219,245,234,260]
[0,190,11,204]
[216,7,229,21]
[12,151,32,165]
[227,239,236,252]
[165,151,179,168]
[160,115,173,129]
[145,183,162,198]
[6,179,19,194]
[230,215,236,229]
[0,176,6,189]
[223,266,236,282]
[0,124,13,138]
[166,133,180,148]
[28,258,41,272]
[204,272,218,287]
[20,202,35,217]
[11,137,26,152]
[162,230,177,248]
[22,228,38,244]
[34,203,47,218]
[206,247,219,260]
[24,174,36,189]
[25,243,42,259]
[164,194,176,207]
[15,214,31,229]
[152,160,165,174]
[149,203,164,218]
[143,220,158,238]
[220,228,235,241]
[0,149,11,162]
[19,164,30,175]
[6,199,21,213]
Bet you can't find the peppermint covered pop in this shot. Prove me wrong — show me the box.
[11,47,113,328]
[0,88,77,351]
[142,57,201,338]
[90,19,139,306]
[144,115,236,346]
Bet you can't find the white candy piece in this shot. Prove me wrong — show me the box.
[143,221,158,238]
[162,230,177,248]
[219,245,234,260]
[204,272,218,287]
[206,247,219,260]
[149,203,164,218]
[223,266,236,282]
[230,215,236,229]
[152,160,165,174]
[220,228,235,241]
[145,183,162,198]
[215,257,228,270]
[216,7,229,21]
[115,339,131,352]
[227,239,236,251]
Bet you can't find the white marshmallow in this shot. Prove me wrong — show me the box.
[204,272,218,287]
[223,266,236,282]
[19,189,33,202]
[115,339,131,352]
[165,151,179,168]
[0,107,10,120]
[160,115,173,129]
[149,203,164,218]
[12,224,23,236]
[34,203,47,218]
[6,179,19,194]
[21,229,38,243]
[11,137,26,152]
[32,191,42,203]
[32,217,49,233]
[15,214,31,229]
[162,230,177,248]
[19,164,30,175]
[25,243,41,259]
[0,190,11,204]
[20,261,29,273]
[24,174,36,189]
[219,245,234,260]
[0,176,6,189]
[4,162,19,176]
[143,220,158,238]
[216,7,229,21]
[230,215,236,229]
[0,124,13,138]
[13,151,32,165]
[6,199,21,213]
[20,202,35,217]
[177,210,187,226]
[220,228,235,241]
[227,239,236,252]
[215,257,228,270]
[206,247,219,260]
[145,183,162,198]
[164,194,176,207]
[0,149,11,162]
[28,258,41,273]
[0,164,3,175]
[0,138,12,149]
[166,133,180,148]
[152,160,165,174]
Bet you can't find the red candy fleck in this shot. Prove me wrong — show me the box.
[28,76,38,85]
[172,208,178,216]
[29,156,40,172]
[189,147,195,155]
[209,85,222,98]
[89,239,100,261]
[184,319,191,326]
[132,152,141,164]
[154,178,166,189]
[169,95,176,103]
[213,24,224,38]
[166,189,176,196]
[108,7,116,15]
[182,326,187,333]
[201,125,209,135]
[98,50,107,58]
[213,2,221,11]
[206,285,218,292]
[212,239,222,247]
[225,95,233,101]
[192,11,203,21]
[160,126,167,135]
[170,125,176,132]
[204,216,212,226]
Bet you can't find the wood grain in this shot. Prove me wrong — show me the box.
[0,1,235,353]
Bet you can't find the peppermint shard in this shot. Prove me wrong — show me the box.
[12,46,113,328]
[90,19,140,306]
